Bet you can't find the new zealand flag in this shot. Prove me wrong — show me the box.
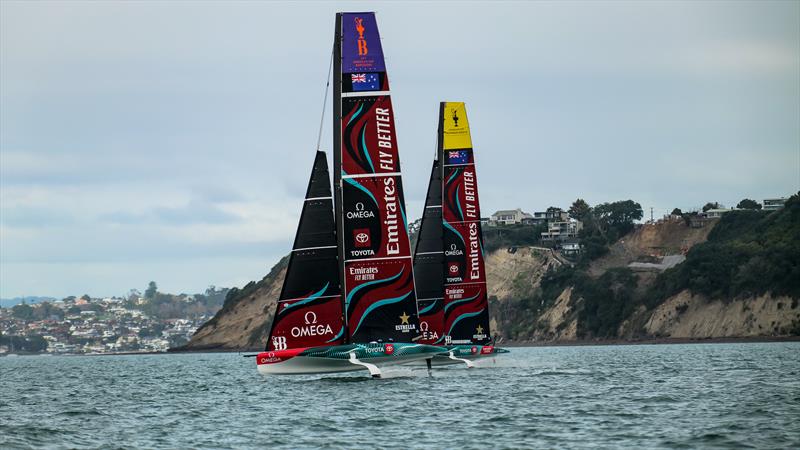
[351,73,380,91]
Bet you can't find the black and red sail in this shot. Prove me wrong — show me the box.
[266,151,345,351]
[413,102,491,346]
[334,12,420,343]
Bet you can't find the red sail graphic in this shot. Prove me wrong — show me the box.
[335,12,420,343]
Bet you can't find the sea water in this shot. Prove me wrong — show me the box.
[2,343,799,449]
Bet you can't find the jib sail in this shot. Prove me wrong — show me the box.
[333,12,420,343]
[413,160,445,345]
[439,102,491,345]
[266,151,345,351]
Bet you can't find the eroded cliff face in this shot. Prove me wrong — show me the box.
[184,264,287,351]
[644,291,800,338]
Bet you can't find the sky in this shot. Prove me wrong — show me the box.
[1,1,798,299]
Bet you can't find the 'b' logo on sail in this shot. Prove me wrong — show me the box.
[355,17,368,56]
[272,336,287,350]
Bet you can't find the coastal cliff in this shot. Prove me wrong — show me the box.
[181,195,799,351]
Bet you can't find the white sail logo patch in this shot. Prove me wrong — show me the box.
[445,243,463,256]
[347,202,375,219]
[289,311,333,338]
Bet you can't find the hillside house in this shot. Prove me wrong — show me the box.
[541,220,583,242]
[763,197,787,211]
[490,208,533,225]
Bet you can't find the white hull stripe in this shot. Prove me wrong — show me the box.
[342,90,390,98]
[415,251,443,255]
[342,172,401,179]
[305,196,332,201]
[416,297,444,301]
[426,205,442,208]
[292,245,337,252]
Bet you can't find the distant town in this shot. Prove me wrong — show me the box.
[0,284,227,356]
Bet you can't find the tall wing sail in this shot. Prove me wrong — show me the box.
[333,12,420,343]
[266,151,345,351]
[440,102,491,345]
[413,160,445,345]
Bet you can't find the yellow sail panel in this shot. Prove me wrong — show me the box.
[442,102,472,150]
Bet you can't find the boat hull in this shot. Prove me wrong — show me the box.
[256,343,446,375]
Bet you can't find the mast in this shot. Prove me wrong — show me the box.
[333,13,346,342]
[440,102,491,345]
[333,12,421,343]
[266,151,345,351]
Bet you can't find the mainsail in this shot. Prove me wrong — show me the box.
[266,151,345,351]
[334,12,420,343]
[414,160,445,345]
[416,102,492,346]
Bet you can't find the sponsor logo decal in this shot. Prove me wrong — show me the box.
[467,222,481,279]
[259,352,281,364]
[355,17,368,55]
[347,202,376,219]
[349,264,377,281]
[451,108,459,127]
[271,337,287,351]
[473,324,488,341]
[471,346,478,354]
[447,262,462,282]
[381,176,400,255]
[445,243,464,256]
[384,343,394,355]
[395,311,416,333]
[353,228,371,248]
[449,262,460,275]
[283,311,334,340]
[481,346,494,355]
[419,321,439,341]
[445,287,465,299]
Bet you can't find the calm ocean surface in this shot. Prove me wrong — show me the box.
[2,343,799,449]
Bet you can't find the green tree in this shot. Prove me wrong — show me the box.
[736,198,761,210]
[593,200,643,236]
[569,199,591,221]
[145,281,158,300]
[671,208,683,216]
[12,303,34,320]
[702,202,721,212]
